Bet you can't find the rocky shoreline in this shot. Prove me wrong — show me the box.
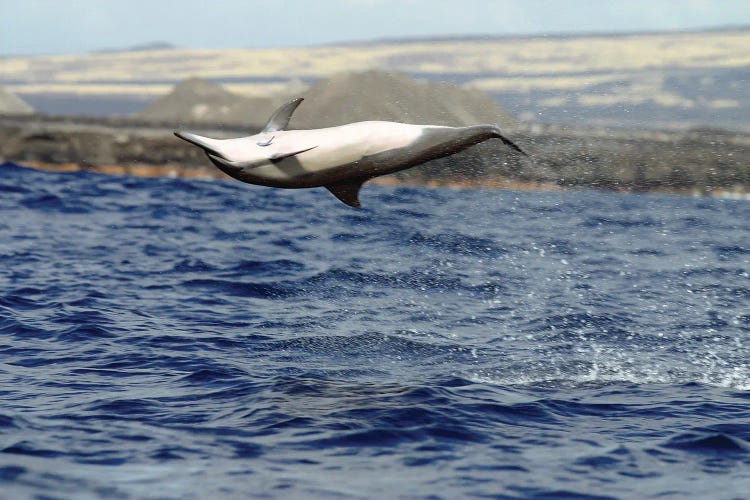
[2,113,750,198]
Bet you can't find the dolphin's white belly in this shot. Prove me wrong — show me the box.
[220,121,426,175]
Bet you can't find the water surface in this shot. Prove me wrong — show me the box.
[1,162,749,498]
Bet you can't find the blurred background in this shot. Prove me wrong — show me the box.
[2,0,750,192]
[3,0,750,129]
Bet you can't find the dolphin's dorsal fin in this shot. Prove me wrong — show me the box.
[325,179,367,208]
[262,97,304,133]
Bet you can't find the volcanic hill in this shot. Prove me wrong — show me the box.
[289,70,517,129]
[138,78,278,126]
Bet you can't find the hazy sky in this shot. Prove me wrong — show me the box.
[2,0,750,56]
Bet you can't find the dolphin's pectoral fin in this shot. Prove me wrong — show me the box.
[325,178,367,208]
[207,145,317,172]
[262,97,304,133]
[207,153,264,171]
[269,145,318,163]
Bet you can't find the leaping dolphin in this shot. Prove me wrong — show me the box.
[174,98,526,207]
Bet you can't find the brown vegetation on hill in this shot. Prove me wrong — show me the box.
[5,28,750,130]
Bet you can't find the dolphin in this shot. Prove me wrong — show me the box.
[174,98,526,207]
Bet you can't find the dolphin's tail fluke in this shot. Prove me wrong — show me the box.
[490,125,527,156]
[174,131,228,159]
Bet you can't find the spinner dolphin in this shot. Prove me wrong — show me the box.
[174,98,526,207]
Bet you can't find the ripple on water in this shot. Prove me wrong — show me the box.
[1,163,750,497]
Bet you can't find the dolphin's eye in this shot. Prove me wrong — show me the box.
[256,135,275,147]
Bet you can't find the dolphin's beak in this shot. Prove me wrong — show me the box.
[174,131,228,159]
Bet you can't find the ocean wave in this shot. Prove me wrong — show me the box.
[2,162,750,497]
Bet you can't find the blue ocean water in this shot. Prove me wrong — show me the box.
[1,161,749,499]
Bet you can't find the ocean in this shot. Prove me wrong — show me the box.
[1,161,749,498]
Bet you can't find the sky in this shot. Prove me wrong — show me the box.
[2,0,750,56]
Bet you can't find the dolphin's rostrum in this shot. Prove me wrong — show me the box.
[174,98,526,207]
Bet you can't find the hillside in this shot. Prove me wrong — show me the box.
[2,27,750,129]
[130,71,517,129]
[3,114,749,197]
[289,70,517,129]
[138,78,278,126]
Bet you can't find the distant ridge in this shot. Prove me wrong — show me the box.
[8,25,750,131]
[95,41,176,54]
[332,24,750,46]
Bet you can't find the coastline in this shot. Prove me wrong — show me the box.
[13,159,750,201]
[3,113,750,201]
